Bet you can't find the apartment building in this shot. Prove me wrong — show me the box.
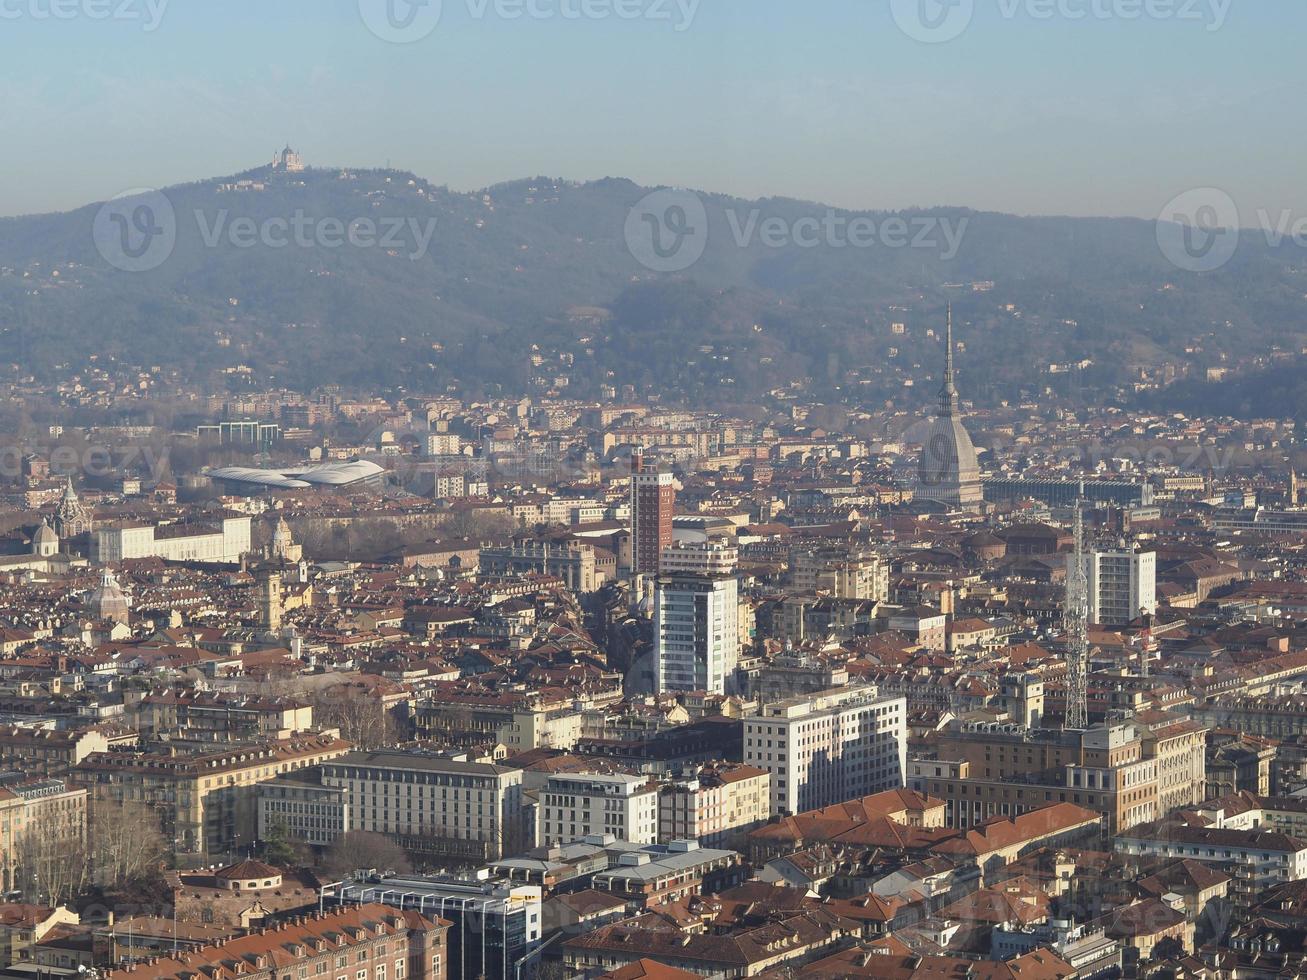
[1078,545,1157,626]
[591,839,742,910]
[133,693,314,741]
[743,685,907,817]
[409,687,587,751]
[0,777,87,894]
[316,751,526,863]
[630,458,674,575]
[0,905,82,967]
[659,540,739,575]
[478,541,598,593]
[74,732,350,854]
[1115,825,1307,895]
[1194,695,1307,739]
[0,725,126,775]
[790,548,888,601]
[654,572,740,695]
[541,772,658,846]
[103,904,448,980]
[658,763,771,848]
[1144,718,1208,814]
[908,717,1205,834]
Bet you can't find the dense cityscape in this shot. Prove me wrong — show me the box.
[0,286,1306,980]
[4,2,1305,978]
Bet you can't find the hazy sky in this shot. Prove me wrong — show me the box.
[1,0,1301,220]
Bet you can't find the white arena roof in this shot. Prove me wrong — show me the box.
[208,460,386,490]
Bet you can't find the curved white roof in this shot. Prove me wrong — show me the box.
[286,460,386,486]
[207,460,385,490]
[207,467,313,489]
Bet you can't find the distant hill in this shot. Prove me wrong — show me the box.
[1,166,1305,410]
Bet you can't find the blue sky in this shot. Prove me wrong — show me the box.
[0,0,1300,219]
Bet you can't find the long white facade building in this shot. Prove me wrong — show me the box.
[744,685,907,817]
[93,516,252,564]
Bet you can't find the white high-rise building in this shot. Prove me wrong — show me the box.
[1077,546,1156,627]
[654,573,740,695]
[744,685,907,817]
[659,540,738,575]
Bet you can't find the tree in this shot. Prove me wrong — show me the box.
[90,799,168,889]
[323,832,411,879]
[302,681,401,751]
[261,817,306,868]
[16,808,88,905]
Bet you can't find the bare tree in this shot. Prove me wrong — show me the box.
[90,799,168,889]
[323,831,411,879]
[296,680,401,751]
[16,808,89,905]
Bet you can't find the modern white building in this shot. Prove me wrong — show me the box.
[659,540,739,575]
[654,572,740,695]
[425,432,463,457]
[540,772,658,846]
[93,515,252,565]
[744,685,907,817]
[1078,546,1156,627]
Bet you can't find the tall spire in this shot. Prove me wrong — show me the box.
[1064,501,1090,731]
[938,304,960,417]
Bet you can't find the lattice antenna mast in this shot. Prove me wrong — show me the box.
[1064,501,1090,731]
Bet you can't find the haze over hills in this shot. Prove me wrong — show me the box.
[1,163,1305,415]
